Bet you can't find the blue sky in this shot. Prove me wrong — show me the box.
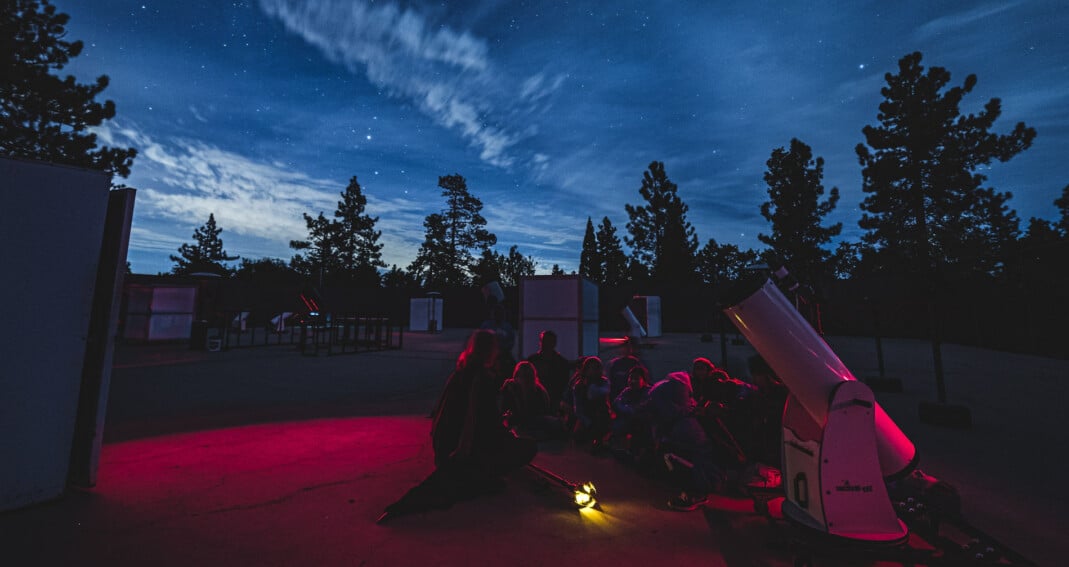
[57,0,1069,274]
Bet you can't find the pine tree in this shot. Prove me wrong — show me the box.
[408,213,455,288]
[501,245,536,287]
[759,138,842,283]
[855,52,1035,281]
[382,265,418,289]
[289,212,338,284]
[579,217,602,283]
[1,0,136,177]
[550,264,565,276]
[290,176,385,286]
[696,239,759,286]
[333,176,384,286]
[170,213,239,275]
[596,216,629,286]
[625,161,698,283]
[409,174,496,287]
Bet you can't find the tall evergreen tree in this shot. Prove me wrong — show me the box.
[408,213,455,288]
[1006,185,1069,286]
[501,245,536,287]
[759,138,842,283]
[471,248,502,286]
[409,174,496,287]
[855,52,1035,280]
[382,264,418,289]
[170,213,239,276]
[470,245,536,287]
[290,176,385,286]
[333,176,385,286]
[1,0,136,177]
[696,239,759,286]
[625,161,698,283]
[233,258,299,285]
[596,216,629,286]
[579,217,602,283]
[550,264,566,276]
[289,212,337,284]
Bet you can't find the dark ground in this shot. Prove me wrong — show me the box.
[2,329,1066,566]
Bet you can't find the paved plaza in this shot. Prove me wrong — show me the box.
[2,329,1065,566]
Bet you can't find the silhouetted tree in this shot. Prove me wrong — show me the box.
[596,216,629,286]
[409,174,496,287]
[579,217,602,283]
[625,161,698,283]
[696,239,759,286]
[471,248,502,286]
[829,241,864,280]
[1,0,136,177]
[289,212,337,285]
[550,264,565,276]
[759,138,842,283]
[501,245,536,287]
[333,176,385,286]
[170,213,238,276]
[290,176,385,286]
[1005,185,1069,286]
[382,264,418,289]
[234,257,299,285]
[855,52,1035,281]
[472,245,536,287]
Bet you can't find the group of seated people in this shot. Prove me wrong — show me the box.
[496,330,789,510]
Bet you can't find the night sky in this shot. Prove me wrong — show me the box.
[57,0,1069,275]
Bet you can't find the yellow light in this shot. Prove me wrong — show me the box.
[573,482,597,508]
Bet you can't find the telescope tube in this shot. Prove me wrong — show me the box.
[723,278,916,479]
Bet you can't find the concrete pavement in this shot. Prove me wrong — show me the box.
[1,329,1065,566]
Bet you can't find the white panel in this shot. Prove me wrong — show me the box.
[0,157,110,512]
[581,322,600,357]
[519,275,598,362]
[522,319,580,361]
[522,277,579,319]
[581,278,599,321]
[150,286,196,312]
[148,314,194,340]
[645,296,662,337]
[408,298,443,332]
[409,298,430,331]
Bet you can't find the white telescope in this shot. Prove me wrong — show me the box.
[723,276,915,543]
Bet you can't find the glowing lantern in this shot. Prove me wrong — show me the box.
[573,482,597,508]
[528,463,597,509]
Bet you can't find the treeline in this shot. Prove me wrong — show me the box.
[173,51,1068,307]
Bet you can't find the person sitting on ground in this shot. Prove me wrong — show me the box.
[690,357,756,467]
[607,337,646,399]
[570,356,612,451]
[499,361,563,441]
[430,329,536,493]
[525,330,571,411]
[611,365,653,458]
[642,371,725,511]
[380,330,537,522]
[744,354,788,468]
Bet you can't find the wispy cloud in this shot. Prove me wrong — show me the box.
[96,122,436,263]
[259,0,564,168]
[98,122,334,233]
[914,2,1024,41]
